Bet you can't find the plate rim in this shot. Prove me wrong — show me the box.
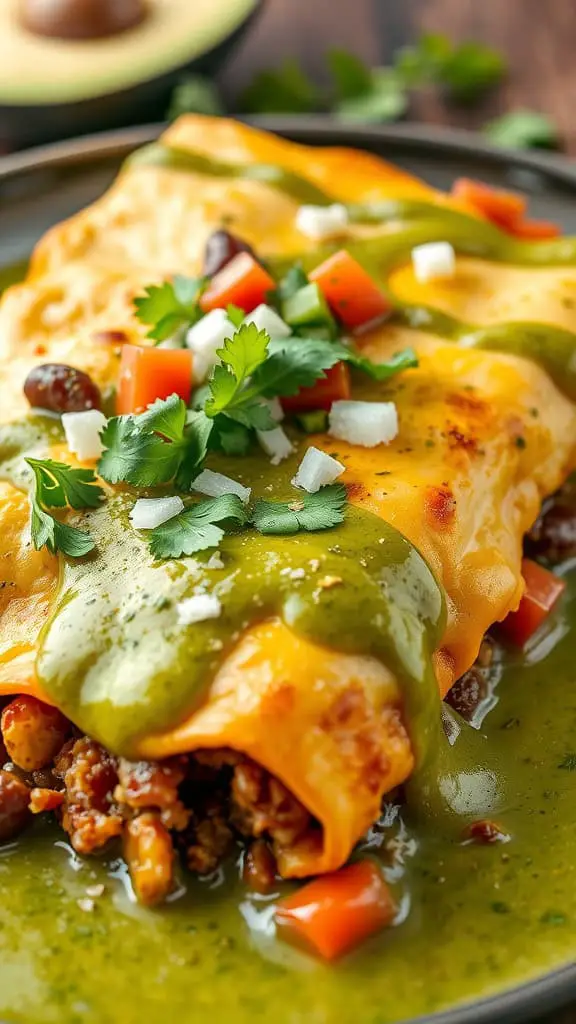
[2,116,576,188]
[1,114,575,1024]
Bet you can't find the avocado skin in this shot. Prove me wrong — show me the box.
[0,4,261,150]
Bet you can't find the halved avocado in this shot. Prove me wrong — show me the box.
[0,0,261,148]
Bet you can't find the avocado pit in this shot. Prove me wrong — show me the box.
[19,0,148,40]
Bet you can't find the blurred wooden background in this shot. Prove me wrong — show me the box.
[222,0,576,152]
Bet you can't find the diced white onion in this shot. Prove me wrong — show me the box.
[185,309,235,381]
[176,594,222,625]
[62,409,107,461]
[411,242,455,283]
[295,203,349,241]
[129,496,184,530]
[329,400,398,448]
[262,396,284,422]
[192,468,251,503]
[256,426,294,465]
[243,304,291,338]
[292,446,345,493]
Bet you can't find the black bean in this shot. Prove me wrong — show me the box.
[445,667,487,721]
[202,230,256,278]
[23,363,101,414]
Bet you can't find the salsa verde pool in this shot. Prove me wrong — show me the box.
[2,569,576,1023]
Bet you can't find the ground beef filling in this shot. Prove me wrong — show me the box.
[0,698,317,904]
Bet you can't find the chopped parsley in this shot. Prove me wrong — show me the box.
[149,493,248,559]
[251,484,347,535]
[25,458,104,557]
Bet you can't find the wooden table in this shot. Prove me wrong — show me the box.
[225,2,576,1021]
[222,0,576,153]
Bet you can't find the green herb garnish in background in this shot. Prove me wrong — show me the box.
[167,38,560,152]
[149,493,248,558]
[483,110,559,150]
[25,458,104,557]
[251,483,347,535]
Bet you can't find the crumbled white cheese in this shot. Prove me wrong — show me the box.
[295,203,349,240]
[329,400,398,448]
[292,446,345,493]
[243,304,291,338]
[411,242,456,284]
[185,308,235,381]
[62,409,107,461]
[176,594,222,625]
[193,468,251,503]
[129,496,184,530]
[256,426,294,465]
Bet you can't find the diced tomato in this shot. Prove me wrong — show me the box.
[199,252,276,314]
[451,178,527,230]
[281,361,351,414]
[506,218,561,240]
[500,558,566,646]
[275,860,395,961]
[452,178,560,240]
[117,345,194,415]
[309,250,391,331]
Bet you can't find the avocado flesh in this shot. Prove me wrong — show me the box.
[0,0,258,105]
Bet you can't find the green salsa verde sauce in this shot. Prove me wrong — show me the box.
[2,151,576,1022]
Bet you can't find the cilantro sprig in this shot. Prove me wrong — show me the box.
[251,484,347,535]
[25,458,104,557]
[134,275,205,343]
[146,484,347,560]
[149,493,248,558]
[98,395,212,491]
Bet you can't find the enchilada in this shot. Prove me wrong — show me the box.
[1,117,576,962]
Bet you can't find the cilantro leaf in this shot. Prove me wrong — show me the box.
[438,42,505,101]
[395,34,505,101]
[30,496,96,557]
[133,276,204,342]
[136,393,187,441]
[205,323,272,422]
[210,416,252,456]
[25,458,104,509]
[98,416,184,487]
[276,264,309,303]
[226,304,246,329]
[252,484,347,536]
[252,337,341,397]
[332,343,419,381]
[335,69,407,123]
[241,60,319,114]
[33,501,95,557]
[175,411,214,490]
[217,322,270,382]
[98,395,212,489]
[395,33,453,85]
[483,110,559,149]
[328,49,373,100]
[167,75,224,121]
[149,494,248,559]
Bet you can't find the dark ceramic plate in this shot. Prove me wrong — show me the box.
[1,118,575,1024]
